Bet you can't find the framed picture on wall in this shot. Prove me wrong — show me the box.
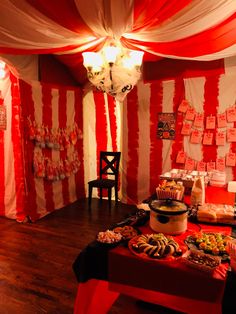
[157,112,176,140]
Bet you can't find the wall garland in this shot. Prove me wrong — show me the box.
[27,116,83,181]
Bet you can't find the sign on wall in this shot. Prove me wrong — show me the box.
[157,112,176,140]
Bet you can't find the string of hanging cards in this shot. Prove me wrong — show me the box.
[176,99,236,171]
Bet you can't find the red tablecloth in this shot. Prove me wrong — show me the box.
[109,222,230,303]
[74,187,234,314]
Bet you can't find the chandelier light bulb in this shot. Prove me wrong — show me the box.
[103,46,120,63]
[82,52,103,69]
[129,51,144,66]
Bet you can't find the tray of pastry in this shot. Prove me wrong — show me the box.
[189,203,236,226]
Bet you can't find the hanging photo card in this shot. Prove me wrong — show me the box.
[227,128,236,142]
[216,157,226,172]
[185,107,196,121]
[206,115,216,129]
[178,99,190,113]
[226,152,236,167]
[0,106,6,130]
[176,151,186,164]
[184,157,195,171]
[181,122,192,135]
[216,131,226,146]
[217,113,227,128]
[190,129,202,144]
[196,161,206,171]
[202,132,213,145]
[207,161,216,172]
[193,113,204,129]
[227,107,236,122]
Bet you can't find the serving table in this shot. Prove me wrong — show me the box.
[73,187,236,314]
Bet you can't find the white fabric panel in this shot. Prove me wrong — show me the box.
[218,73,236,181]
[115,100,121,152]
[162,80,175,173]
[0,0,94,49]
[124,0,236,42]
[137,81,150,202]
[67,90,77,203]
[127,43,236,62]
[83,92,97,196]
[184,77,205,163]
[75,0,133,38]
[0,54,39,81]
[225,56,236,75]
[120,97,128,203]
[31,81,46,215]
[1,73,16,218]
[51,88,63,209]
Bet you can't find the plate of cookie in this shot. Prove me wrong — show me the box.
[128,233,186,262]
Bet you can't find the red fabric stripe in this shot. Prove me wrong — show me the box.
[58,88,69,205]
[133,0,191,31]
[0,45,79,55]
[74,88,85,198]
[10,73,26,221]
[94,91,108,171]
[0,91,5,216]
[107,96,118,152]
[41,84,54,212]
[171,78,185,169]
[19,79,39,221]
[121,13,236,58]
[202,76,219,164]
[143,59,225,83]
[149,82,163,194]
[26,0,94,34]
[126,87,139,204]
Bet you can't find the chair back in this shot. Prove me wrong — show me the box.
[99,151,121,180]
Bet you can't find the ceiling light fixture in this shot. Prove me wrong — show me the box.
[82,44,144,102]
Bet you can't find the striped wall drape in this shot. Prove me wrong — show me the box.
[20,80,85,221]
[2,68,236,221]
[82,71,236,205]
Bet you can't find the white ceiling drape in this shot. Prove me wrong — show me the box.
[0,0,235,80]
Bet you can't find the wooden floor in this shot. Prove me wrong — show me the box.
[0,199,232,314]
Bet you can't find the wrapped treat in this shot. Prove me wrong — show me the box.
[191,176,205,205]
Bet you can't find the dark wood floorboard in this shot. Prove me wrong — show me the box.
[0,199,203,313]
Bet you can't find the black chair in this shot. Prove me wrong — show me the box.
[88,151,121,209]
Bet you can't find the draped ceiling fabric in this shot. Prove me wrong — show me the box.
[0,0,235,84]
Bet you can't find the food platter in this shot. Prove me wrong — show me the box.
[185,232,232,261]
[128,234,187,262]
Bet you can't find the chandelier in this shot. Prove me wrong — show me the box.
[82,45,144,102]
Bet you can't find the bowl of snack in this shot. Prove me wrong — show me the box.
[96,229,123,248]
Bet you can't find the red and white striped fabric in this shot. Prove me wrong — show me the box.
[119,72,236,204]
[20,80,85,221]
[81,69,236,205]
[0,71,25,221]
[0,0,235,80]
